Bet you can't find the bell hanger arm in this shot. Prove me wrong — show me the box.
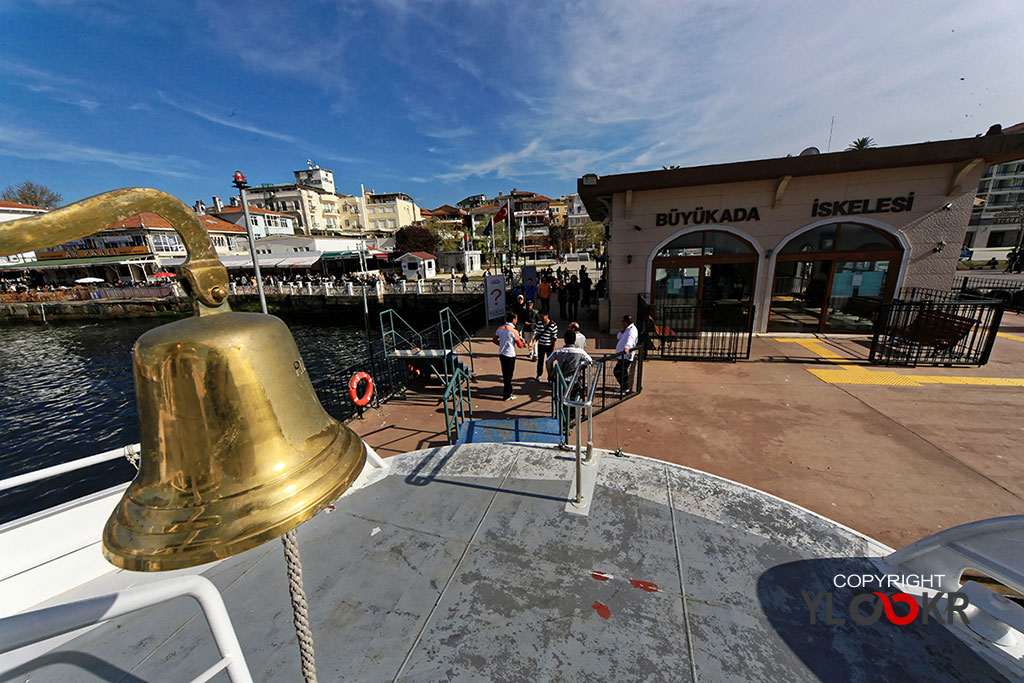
[0,187,230,310]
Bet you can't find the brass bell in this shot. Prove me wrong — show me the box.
[102,311,365,571]
[0,188,367,572]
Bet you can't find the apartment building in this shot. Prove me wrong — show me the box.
[239,166,361,236]
[965,124,1024,258]
[493,189,551,252]
[210,205,297,238]
[362,191,421,234]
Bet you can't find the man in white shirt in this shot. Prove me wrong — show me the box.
[568,322,586,350]
[546,330,593,397]
[492,312,526,400]
[613,314,639,393]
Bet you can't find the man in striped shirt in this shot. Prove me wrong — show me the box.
[531,312,558,380]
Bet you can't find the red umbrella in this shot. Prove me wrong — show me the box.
[151,272,177,278]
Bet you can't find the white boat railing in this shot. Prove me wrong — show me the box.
[0,444,140,492]
[0,575,253,683]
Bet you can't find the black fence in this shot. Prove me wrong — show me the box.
[638,294,754,361]
[320,301,485,423]
[869,289,1004,367]
[954,275,1024,312]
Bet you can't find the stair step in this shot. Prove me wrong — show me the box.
[456,418,562,445]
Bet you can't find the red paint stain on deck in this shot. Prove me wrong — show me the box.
[590,571,611,581]
[629,579,660,593]
[592,601,611,619]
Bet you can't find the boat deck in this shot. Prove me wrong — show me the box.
[4,444,1010,681]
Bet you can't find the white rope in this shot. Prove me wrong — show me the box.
[281,529,318,682]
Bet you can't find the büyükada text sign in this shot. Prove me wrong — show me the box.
[812,193,915,218]
[655,206,761,227]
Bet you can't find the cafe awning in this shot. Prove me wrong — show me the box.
[0,255,158,270]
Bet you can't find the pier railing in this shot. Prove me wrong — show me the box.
[954,275,1024,312]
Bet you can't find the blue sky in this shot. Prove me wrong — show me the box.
[1,0,1023,210]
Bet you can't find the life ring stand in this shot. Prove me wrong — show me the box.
[348,372,374,406]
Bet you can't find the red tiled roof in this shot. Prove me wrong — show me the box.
[532,195,552,202]
[108,211,173,230]
[0,200,47,211]
[196,215,246,233]
[401,251,436,260]
[106,211,245,233]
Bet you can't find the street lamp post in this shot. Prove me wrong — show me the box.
[232,171,267,315]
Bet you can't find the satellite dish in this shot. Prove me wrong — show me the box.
[799,147,820,156]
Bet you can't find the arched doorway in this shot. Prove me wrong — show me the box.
[767,222,903,333]
[650,229,758,332]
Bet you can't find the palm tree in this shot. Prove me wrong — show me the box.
[846,137,876,151]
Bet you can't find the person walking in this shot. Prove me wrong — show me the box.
[538,277,552,314]
[522,300,539,357]
[493,312,526,401]
[556,279,568,319]
[566,275,581,320]
[531,312,559,381]
[613,314,639,393]
[1006,250,1019,274]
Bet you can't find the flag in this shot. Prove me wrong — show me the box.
[517,217,525,242]
[482,217,493,236]
[494,205,508,223]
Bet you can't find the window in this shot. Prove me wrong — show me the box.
[987,230,1022,248]
[250,216,259,226]
[152,232,184,252]
[211,235,227,247]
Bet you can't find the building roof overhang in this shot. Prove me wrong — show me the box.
[578,131,1024,221]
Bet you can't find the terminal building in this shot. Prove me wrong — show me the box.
[579,130,1024,334]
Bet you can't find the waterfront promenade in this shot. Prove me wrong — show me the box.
[358,310,1024,550]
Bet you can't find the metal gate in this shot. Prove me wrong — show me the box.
[638,294,754,361]
[869,289,1004,367]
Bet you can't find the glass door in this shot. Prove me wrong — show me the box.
[767,260,831,332]
[825,260,893,332]
[653,266,699,331]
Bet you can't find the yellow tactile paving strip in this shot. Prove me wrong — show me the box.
[774,338,1024,387]
[998,331,1024,343]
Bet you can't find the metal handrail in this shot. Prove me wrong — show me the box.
[379,309,425,357]
[442,366,473,445]
[440,307,475,376]
[0,575,253,683]
[0,444,140,492]
[560,359,603,505]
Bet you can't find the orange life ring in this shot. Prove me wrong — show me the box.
[348,372,374,406]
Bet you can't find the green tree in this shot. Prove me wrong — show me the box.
[576,221,606,251]
[1,180,63,208]
[846,137,876,151]
[394,225,438,255]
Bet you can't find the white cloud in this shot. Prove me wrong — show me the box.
[156,91,360,164]
[1,61,102,112]
[0,123,202,178]
[480,0,1024,180]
